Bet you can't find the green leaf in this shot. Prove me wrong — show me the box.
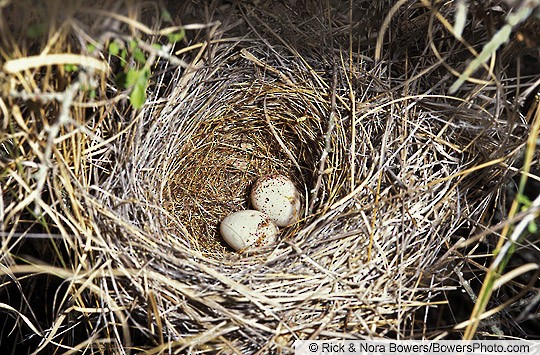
[449,6,533,93]
[133,47,146,65]
[129,39,138,50]
[108,40,120,56]
[152,43,162,50]
[528,221,538,234]
[64,64,78,72]
[130,83,146,108]
[87,43,96,53]
[167,29,185,43]
[128,69,150,109]
[120,49,128,62]
[130,78,147,108]
[125,69,140,87]
[517,193,532,207]
[161,9,173,23]
[89,89,96,100]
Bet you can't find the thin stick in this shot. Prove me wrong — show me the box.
[309,65,337,214]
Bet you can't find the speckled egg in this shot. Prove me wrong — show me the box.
[220,210,279,251]
[250,174,301,227]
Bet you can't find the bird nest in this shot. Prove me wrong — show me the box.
[1,0,539,353]
[91,38,503,351]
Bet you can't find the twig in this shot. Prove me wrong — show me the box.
[309,66,337,214]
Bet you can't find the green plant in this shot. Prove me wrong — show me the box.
[106,28,185,109]
[449,3,537,93]
[107,39,150,108]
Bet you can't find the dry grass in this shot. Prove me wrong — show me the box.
[165,83,320,255]
[1,0,539,353]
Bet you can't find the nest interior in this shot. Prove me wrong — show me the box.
[1,0,539,353]
[165,80,323,256]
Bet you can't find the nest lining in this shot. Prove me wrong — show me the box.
[165,82,324,256]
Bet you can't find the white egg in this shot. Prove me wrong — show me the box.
[220,210,279,251]
[250,174,301,227]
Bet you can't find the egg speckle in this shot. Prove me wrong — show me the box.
[220,210,279,251]
[250,174,301,227]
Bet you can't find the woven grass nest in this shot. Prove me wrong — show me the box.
[1,0,539,353]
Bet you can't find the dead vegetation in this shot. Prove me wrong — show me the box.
[1,0,539,353]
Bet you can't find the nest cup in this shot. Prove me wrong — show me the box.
[164,79,322,256]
